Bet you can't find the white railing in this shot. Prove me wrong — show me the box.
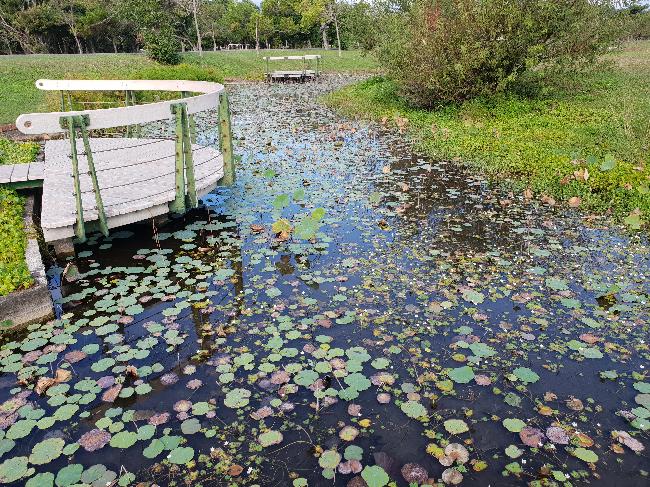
[16,79,225,135]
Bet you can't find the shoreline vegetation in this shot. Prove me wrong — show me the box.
[0,139,39,295]
[324,41,650,228]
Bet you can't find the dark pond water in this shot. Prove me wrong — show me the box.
[0,78,648,487]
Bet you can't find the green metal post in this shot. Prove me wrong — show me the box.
[181,105,198,208]
[78,116,108,237]
[182,91,197,144]
[65,116,86,242]
[170,104,186,213]
[129,91,141,138]
[218,93,235,186]
[60,91,67,139]
[125,90,132,137]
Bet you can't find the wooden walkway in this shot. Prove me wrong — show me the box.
[264,55,321,82]
[5,79,234,246]
[40,138,223,242]
[0,160,44,189]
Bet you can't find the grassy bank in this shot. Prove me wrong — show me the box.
[0,50,377,124]
[0,140,39,295]
[325,41,650,227]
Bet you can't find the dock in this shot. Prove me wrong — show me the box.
[5,79,235,247]
[263,55,322,82]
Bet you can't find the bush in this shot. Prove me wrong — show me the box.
[629,12,650,39]
[143,26,181,65]
[375,0,630,107]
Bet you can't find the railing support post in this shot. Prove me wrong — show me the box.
[59,114,109,241]
[125,90,132,137]
[182,91,197,144]
[218,92,235,186]
[62,116,86,242]
[170,104,186,213]
[78,116,108,237]
[181,105,198,208]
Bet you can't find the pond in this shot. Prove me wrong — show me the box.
[0,78,648,486]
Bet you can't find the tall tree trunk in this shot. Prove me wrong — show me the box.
[73,33,83,54]
[192,0,202,55]
[255,17,259,53]
[321,24,329,50]
[333,8,341,57]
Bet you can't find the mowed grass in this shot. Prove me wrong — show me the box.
[185,48,378,80]
[0,50,377,124]
[325,41,650,226]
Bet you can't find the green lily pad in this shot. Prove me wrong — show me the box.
[224,388,251,408]
[573,447,598,463]
[29,437,65,465]
[0,456,28,483]
[318,450,341,469]
[400,400,427,419]
[503,418,526,433]
[109,431,137,449]
[448,366,474,384]
[361,465,389,487]
[259,430,283,447]
[55,463,83,486]
[168,446,194,464]
[512,367,540,384]
[444,419,469,434]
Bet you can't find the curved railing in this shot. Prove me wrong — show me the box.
[16,79,225,134]
[15,79,234,243]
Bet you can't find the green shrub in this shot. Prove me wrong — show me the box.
[0,188,31,296]
[143,26,181,65]
[375,0,630,107]
[0,139,38,296]
[0,139,39,165]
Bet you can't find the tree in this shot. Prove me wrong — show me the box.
[338,1,376,50]
[261,0,303,47]
[375,0,632,106]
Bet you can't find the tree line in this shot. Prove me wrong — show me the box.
[0,0,378,56]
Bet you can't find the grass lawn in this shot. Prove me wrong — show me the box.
[0,140,39,295]
[325,41,650,227]
[0,49,377,125]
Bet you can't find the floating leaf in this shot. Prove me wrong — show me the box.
[29,438,64,465]
[361,465,389,487]
[109,431,137,449]
[444,419,469,434]
[55,464,83,486]
[573,447,598,463]
[503,418,526,433]
[258,430,283,447]
[512,367,540,384]
[400,401,427,419]
[224,388,251,408]
[448,366,474,384]
[0,456,28,483]
[168,446,194,464]
[318,450,341,469]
